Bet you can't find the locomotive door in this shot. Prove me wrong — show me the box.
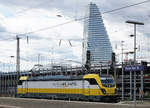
[19,76,28,95]
[22,81,27,95]
[83,79,90,96]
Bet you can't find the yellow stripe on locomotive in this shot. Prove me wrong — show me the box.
[17,74,118,102]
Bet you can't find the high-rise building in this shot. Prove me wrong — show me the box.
[82,2,112,65]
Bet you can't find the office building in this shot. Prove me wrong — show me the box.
[82,2,112,65]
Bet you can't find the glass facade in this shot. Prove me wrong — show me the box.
[82,2,112,65]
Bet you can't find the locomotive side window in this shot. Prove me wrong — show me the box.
[18,76,28,85]
[85,78,98,85]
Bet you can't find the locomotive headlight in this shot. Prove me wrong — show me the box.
[101,89,106,94]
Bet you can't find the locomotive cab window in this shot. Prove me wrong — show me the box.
[85,78,98,85]
[100,76,115,87]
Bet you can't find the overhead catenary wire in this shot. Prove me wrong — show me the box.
[58,39,74,47]
[102,0,150,14]
[0,0,149,72]
[23,16,88,35]
[0,0,149,52]
[22,0,150,35]
[1,0,150,37]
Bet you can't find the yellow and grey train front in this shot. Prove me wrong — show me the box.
[17,74,118,102]
[83,74,118,102]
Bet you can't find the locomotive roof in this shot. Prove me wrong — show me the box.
[19,74,113,81]
[27,75,84,81]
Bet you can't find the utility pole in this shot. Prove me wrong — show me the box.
[130,70,132,100]
[126,20,144,107]
[121,41,125,100]
[16,35,20,80]
[112,52,116,82]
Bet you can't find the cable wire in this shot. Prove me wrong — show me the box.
[23,0,150,35]
[2,0,150,36]
[24,16,87,35]
[102,0,150,14]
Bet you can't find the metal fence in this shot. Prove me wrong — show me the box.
[0,65,149,100]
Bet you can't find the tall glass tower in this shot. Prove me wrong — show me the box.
[82,2,112,65]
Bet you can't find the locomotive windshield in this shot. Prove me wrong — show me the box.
[100,76,115,87]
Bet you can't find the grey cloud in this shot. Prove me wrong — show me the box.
[0,0,150,65]
[0,25,5,32]
[0,24,13,41]
[1,0,149,23]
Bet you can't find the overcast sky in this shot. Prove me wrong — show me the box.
[0,0,150,71]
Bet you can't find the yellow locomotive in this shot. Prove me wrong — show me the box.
[17,74,118,102]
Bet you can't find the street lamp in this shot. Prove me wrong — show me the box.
[57,15,62,17]
[130,34,134,37]
[126,20,144,106]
